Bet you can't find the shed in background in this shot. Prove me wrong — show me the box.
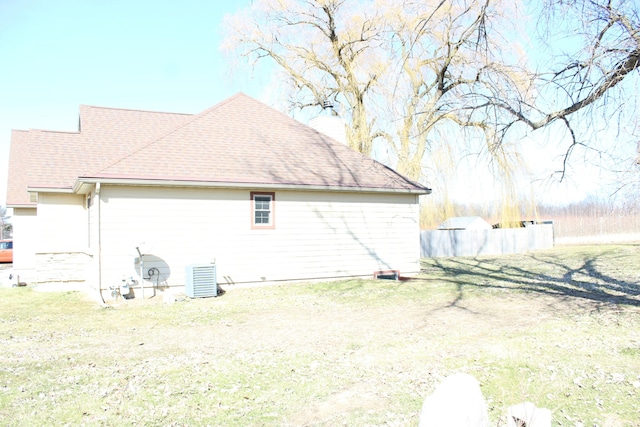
[438,216,492,230]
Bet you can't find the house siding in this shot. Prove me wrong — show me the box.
[28,193,90,287]
[10,207,37,283]
[97,185,420,293]
[37,193,87,252]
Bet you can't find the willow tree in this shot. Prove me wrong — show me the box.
[378,0,531,183]
[221,0,529,184]
[222,0,385,156]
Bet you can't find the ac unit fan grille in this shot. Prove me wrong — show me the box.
[185,264,217,298]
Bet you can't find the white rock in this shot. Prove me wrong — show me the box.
[418,373,490,427]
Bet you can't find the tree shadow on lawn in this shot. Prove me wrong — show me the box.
[418,250,640,309]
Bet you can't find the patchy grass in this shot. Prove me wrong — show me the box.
[1,244,639,426]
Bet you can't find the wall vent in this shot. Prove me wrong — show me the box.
[185,264,217,298]
[374,270,399,281]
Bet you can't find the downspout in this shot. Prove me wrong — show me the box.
[96,183,105,304]
[135,246,144,299]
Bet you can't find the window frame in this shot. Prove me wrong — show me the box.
[250,192,276,229]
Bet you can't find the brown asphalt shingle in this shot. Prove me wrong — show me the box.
[6,105,192,206]
[6,130,33,206]
[6,93,429,207]
[89,93,428,191]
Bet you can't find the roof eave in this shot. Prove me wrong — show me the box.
[28,186,74,194]
[6,203,36,209]
[75,177,432,195]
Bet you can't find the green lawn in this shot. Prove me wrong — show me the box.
[1,244,639,426]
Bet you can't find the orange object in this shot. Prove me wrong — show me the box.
[0,240,13,263]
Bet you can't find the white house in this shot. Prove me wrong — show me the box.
[6,93,431,300]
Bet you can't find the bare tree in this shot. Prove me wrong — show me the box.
[0,206,11,240]
[221,0,529,182]
[222,0,384,156]
[484,1,640,165]
[535,0,638,128]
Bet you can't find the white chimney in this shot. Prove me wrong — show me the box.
[309,101,347,145]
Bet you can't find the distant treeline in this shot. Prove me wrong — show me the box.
[538,200,640,239]
[421,198,640,239]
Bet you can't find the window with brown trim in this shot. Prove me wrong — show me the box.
[250,192,275,229]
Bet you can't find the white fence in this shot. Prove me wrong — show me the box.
[420,223,554,258]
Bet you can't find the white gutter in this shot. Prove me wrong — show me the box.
[74,177,432,195]
[27,187,74,193]
[95,183,104,304]
[5,204,36,209]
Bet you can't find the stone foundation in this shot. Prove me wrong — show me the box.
[34,252,93,288]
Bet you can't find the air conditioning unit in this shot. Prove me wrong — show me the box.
[185,264,217,298]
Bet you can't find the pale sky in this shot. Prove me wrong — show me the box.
[0,0,257,205]
[0,0,631,211]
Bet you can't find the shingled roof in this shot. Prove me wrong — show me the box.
[6,105,192,206]
[6,93,430,206]
[6,129,35,207]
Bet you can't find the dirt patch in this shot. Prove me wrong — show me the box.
[287,383,384,426]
